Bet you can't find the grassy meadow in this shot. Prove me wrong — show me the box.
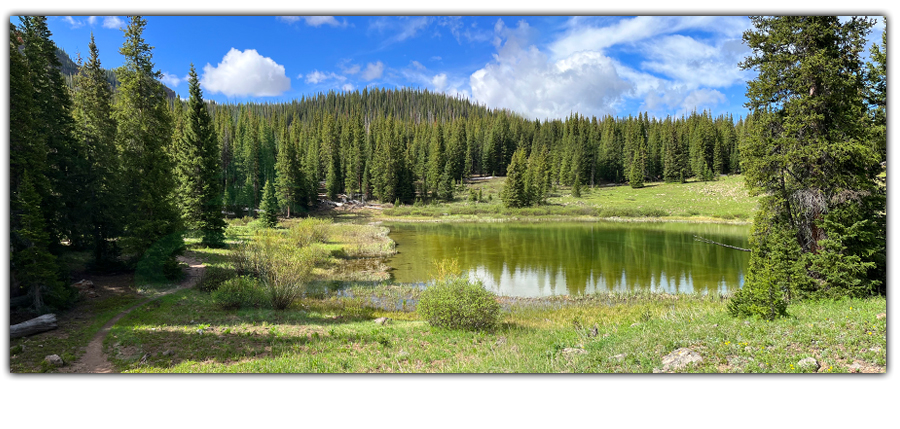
[381,174,758,222]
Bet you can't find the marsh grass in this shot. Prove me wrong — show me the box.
[382,175,757,222]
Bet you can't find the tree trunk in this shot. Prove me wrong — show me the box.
[10,313,58,339]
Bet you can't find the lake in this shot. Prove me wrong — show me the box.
[384,221,751,297]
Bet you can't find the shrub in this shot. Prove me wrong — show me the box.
[418,276,500,331]
[197,266,236,292]
[212,277,265,310]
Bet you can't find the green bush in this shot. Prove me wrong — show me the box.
[197,266,236,292]
[212,277,265,310]
[418,276,500,331]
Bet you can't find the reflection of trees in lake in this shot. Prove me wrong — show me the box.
[387,222,750,296]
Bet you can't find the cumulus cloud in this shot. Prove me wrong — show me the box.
[470,19,631,120]
[639,35,749,89]
[432,73,448,91]
[88,16,98,26]
[361,61,384,81]
[102,16,124,29]
[201,48,291,97]
[342,83,356,92]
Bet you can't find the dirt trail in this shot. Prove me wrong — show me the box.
[64,256,205,374]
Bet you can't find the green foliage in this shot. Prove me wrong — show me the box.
[197,266,237,292]
[135,232,185,284]
[212,277,265,310]
[418,276,501,331]
[735,16,885,312]
[72,33,123,266]
[500,148,530,207]
[115,16,182,271]
[259,180,279,228]
[175,64,226,247]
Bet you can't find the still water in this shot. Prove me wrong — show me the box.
[384,222,751,297]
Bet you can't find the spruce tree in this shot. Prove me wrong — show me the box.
[260,180,279,228]
[72,33,123,266]
[500,148,529,208]
[175,64,226,247]
[115,16,183,280]
[731,16,885,317]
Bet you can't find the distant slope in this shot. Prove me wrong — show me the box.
[56,47,176,99]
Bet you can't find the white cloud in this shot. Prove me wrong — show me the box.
[277,16,301,24]
[469,19,631,120]
[370,16,432,45]
[431,56,442,61]
[102,16,124,29]
[342,83,356,92]
[201,48,291,97]
[304,70,346,84]
[548,16,747,61]
[62,16,84,28]
[410,60,426,71]
[361,61,384,81]
[432,73,448,91]
[279,16,348,27]
[88,16,98,26]
[640,35,749,89]
[338,60,360,75]
[161,72,188,88]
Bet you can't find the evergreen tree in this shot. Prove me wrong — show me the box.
[72,33,123,265]
[11,173,69,311]
[175,64,226,247]
[115,16,183,280]
[20,16,84,249]
[731,16,885,317]
[865,19,887,164]
[259,179,279,228]
[500,148,529,208]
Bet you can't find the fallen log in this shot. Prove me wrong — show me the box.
[11,313,58,339]
[693,236,750,252]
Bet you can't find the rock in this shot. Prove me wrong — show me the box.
[612,353,627,362]
[661,348,703,370]
[162,350,174,357]
[869,347,882,353]
[374,317,392,325]
[876,313,886,320]
[848,362,862,372]
[562,347,587,355]
[797,357,820,372]
[71,279,94,289]
[589,325,599,337]
[44,354,64,367]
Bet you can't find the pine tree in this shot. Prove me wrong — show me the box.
[865,19,886,164]
[500,148,529,208]
[731,16,885,317]
[20,16,84,249]
[72,33,123,266]
[11,173,69,311]
[175,64,226,247]
[259,179,279,228]
[115,16,183,280]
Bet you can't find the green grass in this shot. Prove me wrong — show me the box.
[104,283,884,373]
[381,175,758,222]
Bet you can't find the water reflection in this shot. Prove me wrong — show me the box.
[385,222,750,297]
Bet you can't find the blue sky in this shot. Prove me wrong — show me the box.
[36,15,886,121]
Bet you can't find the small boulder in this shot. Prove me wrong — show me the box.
[661,348,703,371]
[44,354,64,367]
[797,357,820,372]
[374,317,392,325]
[848,362,862,373]
[162,350,175,357]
